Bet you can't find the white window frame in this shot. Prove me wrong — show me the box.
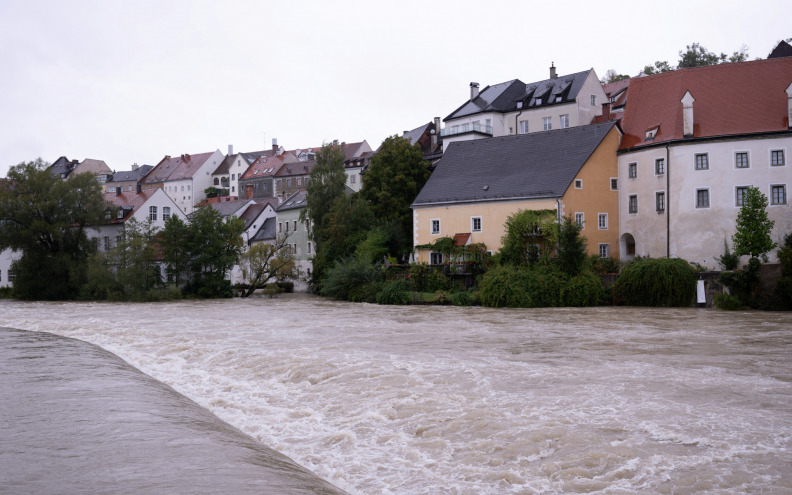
[610,178,618,190]
[430,252,443,265]
[628,162,637,179]
[628,194,638,214]
[655,191,666,213]
[734,151,750,169]
[770,184,788,206]
[574,212,584,229]
[695,153,709,171]
[655,157,665,175]
[734,185,749,207]
[559,114,569,129]
[598,213,608,230]
[543,117,552,131]
[519,121,529,134]
[598,243,610,258]
[471,216,482,233]
[430,218,441,235]
[695,187,711,209]
[163,207,171,221]
[591,95,597,106]
[149,206,157,221]
[770,149,786,167]
[574,179,582,189]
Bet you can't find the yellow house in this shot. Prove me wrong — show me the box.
[411,121,622,262]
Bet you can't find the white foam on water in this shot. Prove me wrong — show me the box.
[3,298,792,494]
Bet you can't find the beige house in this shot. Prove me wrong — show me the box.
[412,121,622,263]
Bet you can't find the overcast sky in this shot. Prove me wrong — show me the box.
[0,0,788,177]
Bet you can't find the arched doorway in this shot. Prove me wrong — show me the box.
[620,233,636,261]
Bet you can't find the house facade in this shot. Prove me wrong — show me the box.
[617,58,792,267]
[139,150,225,215]
[441,66,607,150]
[412,121,622,262]
[104,164,153,193]
[275,191,312,277]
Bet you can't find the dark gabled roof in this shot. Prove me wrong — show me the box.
[207,199,250,217]
[276,190,307,212]
[412,121,618,207]
[238,203,267,229]
[250,216,276,242]
[445,70,594,121]
[48,156,79,178]
[768,40,792,59]
[109,165,153,183]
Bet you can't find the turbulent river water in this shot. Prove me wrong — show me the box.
[1,294,791,494]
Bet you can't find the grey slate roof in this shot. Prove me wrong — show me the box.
[250,217,276,242]
[412,121,618,207]
[207,199,250,217]
[276,190,307,212]
[110,165,153,182]
[445,69,594,121]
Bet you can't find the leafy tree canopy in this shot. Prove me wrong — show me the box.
[600,69,630,84]
[498,209,558,266]
[732,186,776,262]
[237,235,297,297]
[301,143,348,247]
[0,159,106,299]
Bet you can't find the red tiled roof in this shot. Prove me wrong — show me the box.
[140,152,216,184]
[239,152,298,180]
[620,58,792,150]
[602,78,630,99]
[453,233,471,246]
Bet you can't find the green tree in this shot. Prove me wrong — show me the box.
[0,159,106,300]
[732,186,776,262]
[161,206,244,297]
[642,60,674,75]
[301,143,349,287]
[361,135,429,255]
[556,216,587,277]
[678,42,727,68]
[237,235,298,297]
[600,69,630,84]
[498,209,558,266]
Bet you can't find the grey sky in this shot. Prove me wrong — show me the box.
[1,0,788,177]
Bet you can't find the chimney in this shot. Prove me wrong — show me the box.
[431,116,440,150]
[131,163,138,171]
[272,138,279,154]
[470,82,479,100]
[228,144,234,155]
[681,91,696,137]
[601,102,611,121]
[786,82,792,129]
[115,186,121,196]
[550,62,557,79]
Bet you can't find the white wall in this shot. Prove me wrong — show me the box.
[0,248,20,288]
[619,134,792,268]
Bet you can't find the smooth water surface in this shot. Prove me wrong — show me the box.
[2,295,791,494]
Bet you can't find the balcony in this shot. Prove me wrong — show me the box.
[440,122,492,137]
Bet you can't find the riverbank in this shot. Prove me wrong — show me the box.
[0,327,347,495]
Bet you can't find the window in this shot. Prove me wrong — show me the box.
[116,235,122,246]
[696,188,710,208]
[628,162,637,179]
[103,236,110,251]
[735,152,750,169]
[610,178,618,190]
[575,212,584,229]
[293,220,297,231]
[430,252,443,265]
[695,153,709,170]
[181,185,184,192]
[656,191,666,213]
[149,206,157,221]
[771,185,787,205]
[350,175,356,184]
[278,222,282,233]
[231,174,236,180]
[307,242,312,254]
[187,185,191,191]
[471,216,482,232]
[655,158,665,175]
[285,221,290,232]
[286,179,291,187]
[771,150,785,166]
[574,179,582,189]
[598,213,608,230]
[598,243,610,258]
[431,219,440,235]
[0,270,2,282]
[735,186,748,207]
[163,207,171,221]
[304,177,309,185]
[276,179,282,188]
[8,269,16,282]
[543,117,552,131]
[591,95,597,106]
[559,114,569,129]
[519,121,529,134]
[628,195,638,214]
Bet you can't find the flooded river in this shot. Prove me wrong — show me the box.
[2,294,791,494]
